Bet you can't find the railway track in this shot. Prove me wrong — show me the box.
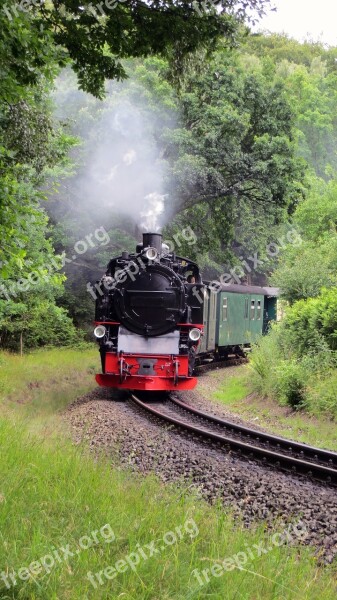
[131,394,337,486]
[194,356,247,374]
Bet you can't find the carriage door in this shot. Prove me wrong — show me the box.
[207,291,217,351]
[249,295,264,342]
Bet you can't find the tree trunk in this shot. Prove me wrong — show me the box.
[20,332,23,357]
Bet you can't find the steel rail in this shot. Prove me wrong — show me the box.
[131,394,337,485]
[194,357,247,374]
[170,396,337,467]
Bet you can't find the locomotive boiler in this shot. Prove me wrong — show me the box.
[94,232,204,391]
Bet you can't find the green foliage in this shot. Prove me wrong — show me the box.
[271,239,337,302]
[250,325,281,382]
[251,289,337,416]
[0,6,82,351]
[161,46,303,267]
[281,288,337,354]
[245,33,326,67]
[50,48,303,293]
[2,24,337,344]
[0,2,274,349]
[1,0,271,99]
[0,298,79,351]
[295,177,337,240]
[272,176,337,302]
[22,302,79,348]
[0,6,60,104]
[0,160,79,352]
[250,331,308,410]
[169,52,301,209]
[0,82,77,275]
[273,360,306,408]
[243,34,337,178]
[307,371,337,417]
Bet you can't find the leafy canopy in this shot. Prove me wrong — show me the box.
[161,46,304,266]
[1,0,271,98]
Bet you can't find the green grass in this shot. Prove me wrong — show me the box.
[0,417,336,600]
[0,346,99,418]
[200,365,337,451]
[306,370,337,418]
[0,348,336,599]
[212,372,250,404]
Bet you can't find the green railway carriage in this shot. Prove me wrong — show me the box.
[199,284,279,357]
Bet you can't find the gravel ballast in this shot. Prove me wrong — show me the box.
[65,386,337,563]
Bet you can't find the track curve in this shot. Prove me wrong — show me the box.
[131,394,337,486]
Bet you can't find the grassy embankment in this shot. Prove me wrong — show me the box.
[0,346,98,419]
[0,348,336,599]
[199,365,337,451]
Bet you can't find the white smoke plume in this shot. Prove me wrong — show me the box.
[51,70,172,235]
[141,192,166,232]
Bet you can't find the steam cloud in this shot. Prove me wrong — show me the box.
[141,192,166,232]
[51,71,171,235]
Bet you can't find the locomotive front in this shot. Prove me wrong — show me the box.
[94,233,204,391]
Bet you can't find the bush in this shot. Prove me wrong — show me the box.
[24,302,80,348]
[250,288,337,415]
[250,335,306,409]
[280,287,337,356]
[250,326,282,398]
[0,299,81,351]
[273,360,306,408]
[305,369,337,418]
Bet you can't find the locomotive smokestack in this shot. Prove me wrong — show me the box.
[142,232,162,253]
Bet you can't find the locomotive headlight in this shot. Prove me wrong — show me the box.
[94,325,106,339]
[144,247,158,261]
[189,328,201,342]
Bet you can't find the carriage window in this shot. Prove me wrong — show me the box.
[257,300,261,320]
[244,298,249,319]
[250,299,255,320]
[222,298,228,321]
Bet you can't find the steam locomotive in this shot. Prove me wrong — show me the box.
[94,232,203,390]
[94,232,278,391]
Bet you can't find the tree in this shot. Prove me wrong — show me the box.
[24,0,269,96]
[271,176,337,302]
[0,85,76,277]
[162,46,304,266]
[243,34,337,178]
[1,0,271,98]
[0,11,78,349]
[44,45,304,308]
[0,0,271,279]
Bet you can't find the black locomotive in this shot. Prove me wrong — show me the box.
[94,232,204,390]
